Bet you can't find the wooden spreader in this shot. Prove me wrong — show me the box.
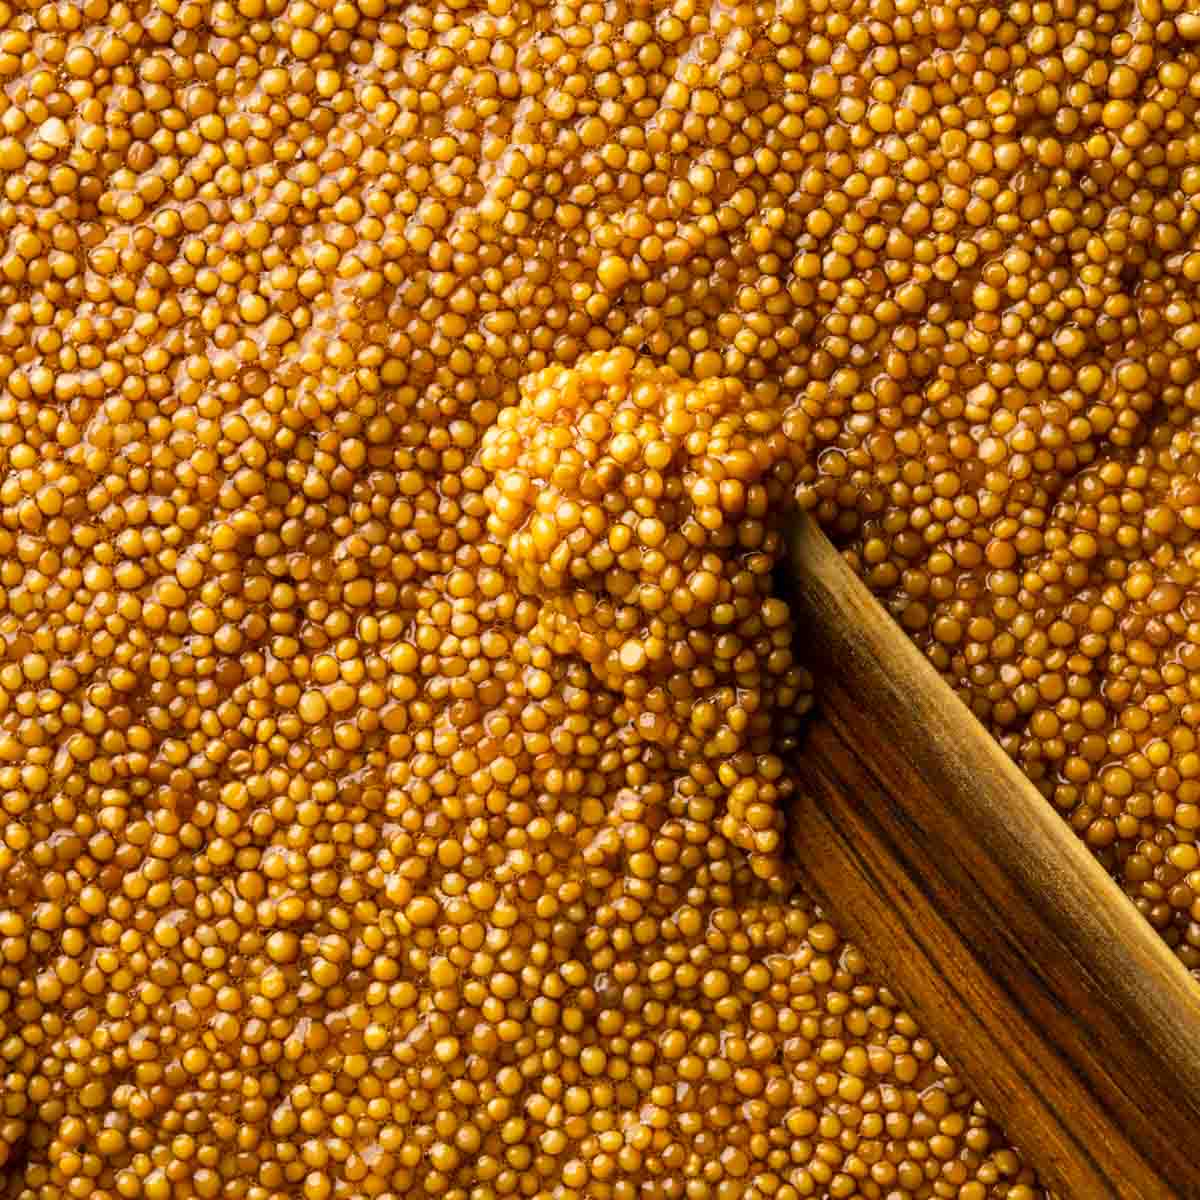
[785,513,1200,1199]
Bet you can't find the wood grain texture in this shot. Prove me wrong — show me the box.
[785,511,1200,1200]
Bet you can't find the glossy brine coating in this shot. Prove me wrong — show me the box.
[2,0,1198,1196]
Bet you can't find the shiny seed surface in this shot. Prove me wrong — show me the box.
[3,0,1200,1196]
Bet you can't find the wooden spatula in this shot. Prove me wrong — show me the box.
[785,512,1200,1199]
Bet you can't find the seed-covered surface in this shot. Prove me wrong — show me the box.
[1,0,1197,1194]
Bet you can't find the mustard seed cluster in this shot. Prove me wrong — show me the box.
[2,0,1198,1195]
